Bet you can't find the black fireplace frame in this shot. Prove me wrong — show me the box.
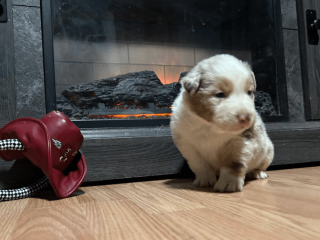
[41,0,288,128]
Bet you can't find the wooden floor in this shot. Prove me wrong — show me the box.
[1,167,320,240]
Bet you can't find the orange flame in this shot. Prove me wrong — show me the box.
[89,113,171,119]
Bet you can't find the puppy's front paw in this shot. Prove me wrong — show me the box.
[246,170,268,179]
[214,175,244,192]
[193,175,217,187]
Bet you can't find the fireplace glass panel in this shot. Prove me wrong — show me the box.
[52,0,283,123]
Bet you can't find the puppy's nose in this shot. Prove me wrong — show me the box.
[237,113,251,124]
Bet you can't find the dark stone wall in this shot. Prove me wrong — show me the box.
[12,0,40,7]
[12,4,46,118]
[0,0,47,122]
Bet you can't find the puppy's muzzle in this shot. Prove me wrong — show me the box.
[237,113,252,125]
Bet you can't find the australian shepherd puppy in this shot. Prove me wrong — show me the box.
[170,54,274,192]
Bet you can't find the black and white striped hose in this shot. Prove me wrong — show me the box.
[0,139,50,201]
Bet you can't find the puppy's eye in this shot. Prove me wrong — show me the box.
[247,90,252,95]
[216,92,225,98]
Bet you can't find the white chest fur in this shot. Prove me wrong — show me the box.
[171,95,237,165]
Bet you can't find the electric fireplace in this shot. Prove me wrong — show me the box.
[43,0,288,128]
[3,0,317,186]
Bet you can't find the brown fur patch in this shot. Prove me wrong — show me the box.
[184,78,234,122]
[184,79,218,122]
[184,91,214,122]
[217,78,233,97]
[230,161,246,175]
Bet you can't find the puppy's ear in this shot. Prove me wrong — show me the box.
[181,70,201,96]
[250,71,256,91]
[243,61,256,91]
